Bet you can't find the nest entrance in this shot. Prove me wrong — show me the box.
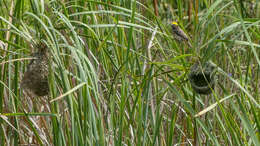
[191,73,211,86]
[189,62,216,95]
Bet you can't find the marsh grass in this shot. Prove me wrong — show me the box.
[0,0,259,145]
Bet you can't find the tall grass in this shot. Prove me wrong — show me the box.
[0,0,259,145]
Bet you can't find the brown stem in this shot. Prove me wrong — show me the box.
[153,0,158,16]
[188,0,193,22]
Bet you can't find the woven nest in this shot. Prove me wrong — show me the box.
[21,42,49,97]
[189,61,216,95]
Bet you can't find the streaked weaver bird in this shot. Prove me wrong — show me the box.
[171,21,192,47]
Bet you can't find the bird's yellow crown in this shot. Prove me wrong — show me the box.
[172,21,178,25]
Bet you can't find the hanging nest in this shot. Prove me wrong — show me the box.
[189,61,216,95]
[21,42,49,97]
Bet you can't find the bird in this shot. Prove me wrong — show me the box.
[171,21,192,47]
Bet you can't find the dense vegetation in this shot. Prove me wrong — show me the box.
[0,0,259,145]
